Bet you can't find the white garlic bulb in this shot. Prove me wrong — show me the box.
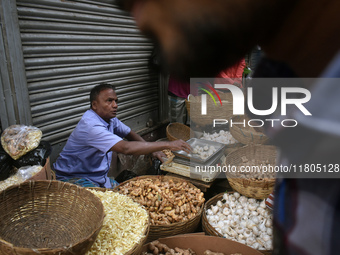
[236,208,244,215]
[216,221,224,229]
[248,204,257,211]
[251,216,260,224]
[236,226,244,234]
[240,220,247,228]
[222,207,230,216]
[267,228,273,236]
[265,240,272,250]
[211,205,219,214]
[248,198,257,204]
[252,226,260,236]
[239,196,248,204]
[262,234,271,242]
[246,237,256,246]
[260,200,266,208]
[265,219,273,228]
[252,243,261,250]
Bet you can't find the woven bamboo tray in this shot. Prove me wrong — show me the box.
[225,145,277,199]
[114,175,204,242]
[87,187,149,255]
[166,122,192,141]
[186,92,233,127]
[0,180,104,255]
[229,115,269,145]
[202,192,272,255]
[224,142,245,155]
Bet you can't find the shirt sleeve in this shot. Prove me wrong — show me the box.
[87,124,123,153]
[113,119,131,138]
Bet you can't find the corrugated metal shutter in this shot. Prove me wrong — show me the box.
[16,0,160,145]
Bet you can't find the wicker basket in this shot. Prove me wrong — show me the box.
[202,192,272,255]
[186,92,233,127]
[87,188,149,255]
[229,115,269,145]
[225,145,277,199]
[114,175,204,242]
[202,193,225,238]
[166,122,191,141]
[0,180,104,255]
[224,142,245,155]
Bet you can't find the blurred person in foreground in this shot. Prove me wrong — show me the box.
[53,83,191,188]
[117,0,340,254]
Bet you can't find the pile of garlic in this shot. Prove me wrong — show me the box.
[201,130,238,145]
[206,192,273,250]
[191,145,217,160]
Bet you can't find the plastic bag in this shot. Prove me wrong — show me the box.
[115,170,138,183]
[17,165,43,180]
[13,140,52,168]
[0,146,14,181]
[0,165,42,191]
[146,159,165,175]
[1,125,42,160]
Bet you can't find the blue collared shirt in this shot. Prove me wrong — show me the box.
[53,109,131,188]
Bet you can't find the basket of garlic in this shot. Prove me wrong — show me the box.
[114,175,205,242]
[225,145,277,199]
[186,92,233,127]
[202,192,273,255]
[86,189,149,255]
[229,115,269,145]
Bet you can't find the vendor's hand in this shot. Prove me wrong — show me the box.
[168,139,192,154]
[152,151,167,162]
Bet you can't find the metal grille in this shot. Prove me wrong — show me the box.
[16,0,159,145]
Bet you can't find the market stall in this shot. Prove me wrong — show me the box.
[0,121,276,255]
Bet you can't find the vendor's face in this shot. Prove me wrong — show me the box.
[92,88,118,122]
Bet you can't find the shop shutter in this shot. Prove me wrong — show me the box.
[16,0,161,146]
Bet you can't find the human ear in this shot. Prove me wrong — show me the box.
[92,100,97,110]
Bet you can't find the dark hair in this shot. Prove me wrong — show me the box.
[90,83,116,108]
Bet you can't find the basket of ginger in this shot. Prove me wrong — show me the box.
[114,175,205,242]
[142,235,263,255]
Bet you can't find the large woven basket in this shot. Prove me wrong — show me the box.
[186,92,233,127]
[0,180,104,255]
[229,115,269,145]
[87,188,150,255]
[225,145,277,199]
[114,175,204,242]
[166,122,191,141]
[202,192,271,255]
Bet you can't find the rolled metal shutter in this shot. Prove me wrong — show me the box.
[16,0,160,146]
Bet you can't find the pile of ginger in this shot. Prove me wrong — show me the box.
[118,178,205,225]
[144,240,242,255]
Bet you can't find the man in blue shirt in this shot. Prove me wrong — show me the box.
[53,83,190,188]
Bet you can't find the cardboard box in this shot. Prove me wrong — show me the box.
[141,233,263,255]
[28,157,53,181]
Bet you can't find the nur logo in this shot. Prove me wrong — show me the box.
[201,84,312,116]
[199,83,223,115]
